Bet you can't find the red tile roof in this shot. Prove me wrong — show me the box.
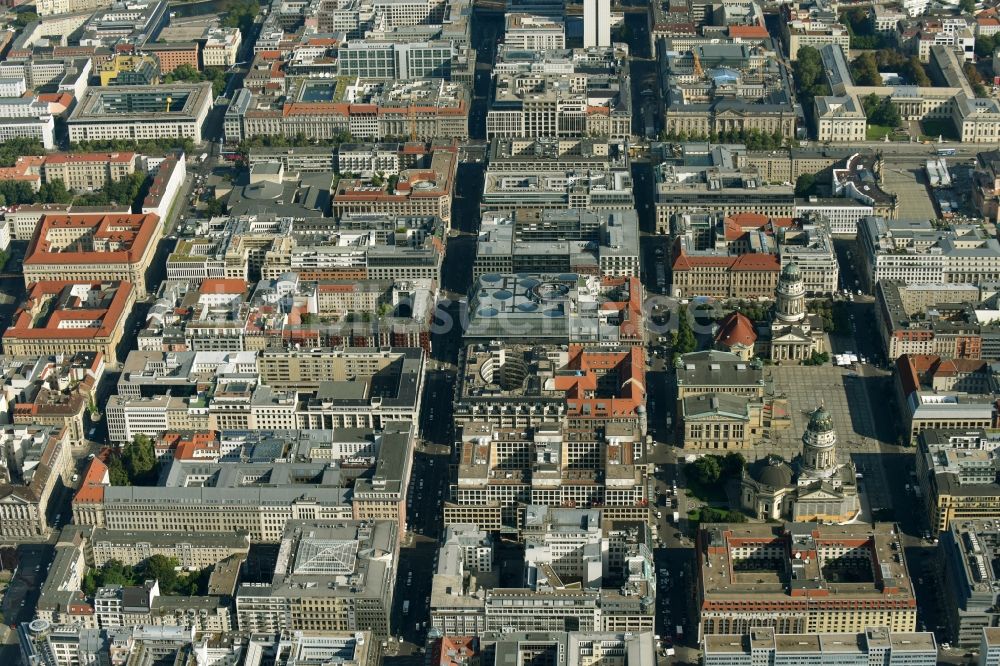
[37,92,74,112]
[44,152,136,164]
[555,344,646,418]
[714,312,758,348]
[199,278,248,295]
[732,254,781,271]
[73,458,108,504]
[4,281,133,342]
[895,354,937,397]
[436,636,479,666]
[934,358,988,376]
[729,24,770,39]
[24,214,160,266]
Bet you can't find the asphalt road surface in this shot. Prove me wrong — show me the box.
[0,544,55,660]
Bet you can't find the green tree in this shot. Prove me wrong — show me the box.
[221,0,260,38]
[37,178,72,204]
[878,98,900,127]
[0,137,44,167]
[12,11,37,28]
[204,197,226,217]
[840,7,868,35]
[721,452,746,478]
[123,434,156,483]
[793,46,831,129]
[100,560,135,587]
[163,65,229,98]
[69,137,196,154]
[851,52,881,86]
[838,7,892,49]
[82,568,99,595]
[0,181,40,206]
[108,455,130,486]
[689,456,721,486]
[141,555,179,592]
[976,35,997,59]
[698,507,748,523]
[675,305,697,354]
[861,94,900,127]
[794,46,823,91]
[795,173,817,197]
[905,57,931,87]
[959,0,975,12]
[165,63,200,82]
[74,171,149,208]
[964,63,990,97]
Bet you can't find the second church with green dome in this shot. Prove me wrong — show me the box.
[740,406,860,523]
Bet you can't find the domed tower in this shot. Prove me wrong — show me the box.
[775,262,805,324]
[800,406,838,480]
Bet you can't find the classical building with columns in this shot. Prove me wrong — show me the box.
[767,261,825,362]
[740,406,859,523]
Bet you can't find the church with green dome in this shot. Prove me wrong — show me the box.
[764,261,826,362]
[739,406,860,523]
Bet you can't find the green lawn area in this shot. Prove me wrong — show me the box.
[919,119,959,141]
[866,124,894,141]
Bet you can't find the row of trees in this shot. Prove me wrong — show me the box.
[689,506,747,523]
[74,171,149,208]
[0,172,148,209]
[963,63,991,99]
[657,128,785,150]
[672,305,697,355]
[0,137,45,167]
[69,137,196,154]
[0,179,71,208]
[108,434,158,486]
[81,556,210,597]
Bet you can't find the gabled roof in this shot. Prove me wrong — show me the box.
[73,457,109,504]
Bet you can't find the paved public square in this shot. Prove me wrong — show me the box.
[762,364,894,513]
[881,166,937,221]
[766,365,880,452]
